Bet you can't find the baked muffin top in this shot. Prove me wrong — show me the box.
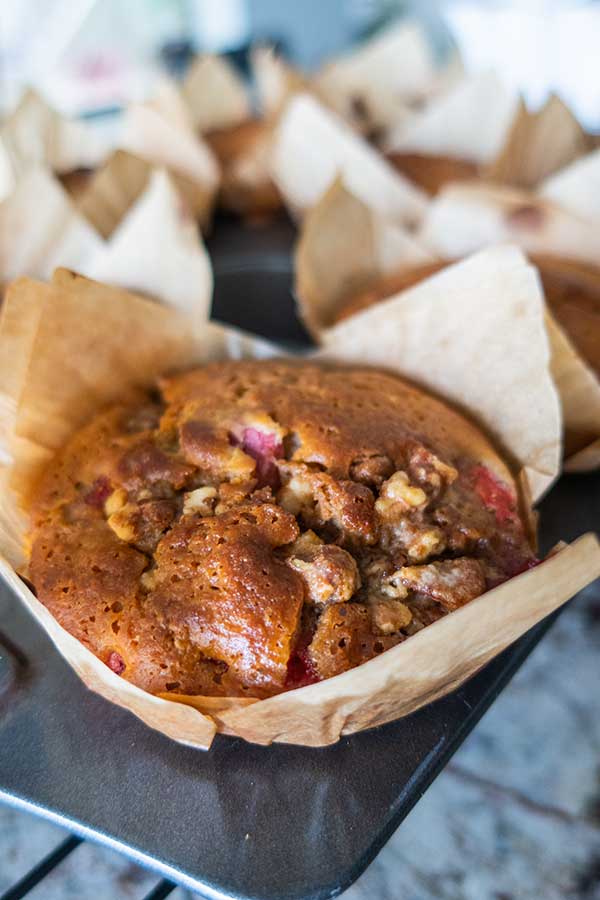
[28,360,535,699]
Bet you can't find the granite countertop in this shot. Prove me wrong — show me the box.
[1,583,599,900]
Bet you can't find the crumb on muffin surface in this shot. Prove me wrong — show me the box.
[28,361,535,699]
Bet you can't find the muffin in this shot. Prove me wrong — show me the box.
[204,119,281,220]
[28,360,534,701]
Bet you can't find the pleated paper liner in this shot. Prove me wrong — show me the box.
[119,79,219,231]
[420,182,600,263]
[540,147,600,223]
[3,248,598,748]
[384,77,588,195]
[295,179,434,339]
[313,22,461,143]
[268,92,428,227]
[384,73,519,170]
[251,47,308,119]
[0,165,213,320]
[182,54,250,134]
[76,148,214,241]
[182,52,285,220]
[0,82,220,230]
[483,95,592,189]
[295,182,600,471]
[0,89,107,200]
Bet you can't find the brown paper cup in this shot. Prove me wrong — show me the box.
[385,72,519,167]
[182,55,250,134]
[251,47,307,118]
[1,258,597,749]
[540,147,600,224]
[269,92,428,227]
[419,182,600,265]
[295,179,434,335]
[0,165,213,321]
[119,83,219,231]
[313,22,443,142]
[0,89,107,183]
[484,95,591,189]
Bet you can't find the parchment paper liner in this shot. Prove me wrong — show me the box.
[268,92,428,227]
[1,255,598,749]
[76,148,215,240]
[540,147,600,223]
[295,179,434,337]
[119,79,219,230]
[162,60,276,221]
[385,77,586,192]
[295,183,600,471]
[182,55,250,134]
[484,95,591,189]
[0,166,213,319]
[251,47,307,118]
[0,90,107,201]
[385,72,519,166]
[546,313,600,472]
[313,22,454,141]
[419,182,600,264]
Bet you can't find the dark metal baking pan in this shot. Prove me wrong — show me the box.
[0,214,596,899]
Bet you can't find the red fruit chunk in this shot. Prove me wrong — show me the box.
[509,557,540,577]
[84,476,112,509]
[285,629,320,689]
[285,647,320,689]
[487,556,540,589]
[107,651,126,675]
[235,427,283,489]
[472,466,518,524]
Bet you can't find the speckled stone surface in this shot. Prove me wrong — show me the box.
[1,584,599,900]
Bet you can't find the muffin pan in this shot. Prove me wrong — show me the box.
[0,214,596,899]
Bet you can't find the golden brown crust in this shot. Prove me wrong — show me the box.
[28,360,534,698]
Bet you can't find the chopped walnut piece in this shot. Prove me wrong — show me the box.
[375,471,427,519]
[107,508,136,542]
[406,445,457,496]
[107,499,177,554]
[287,529,323,555]
[104,488,128,516]
[183,486,217,516]
[287,542,360,606]
[370,598,412,635]
[433,504,482,554]
[378,571,409,599]
[397,558,486,611]
[383,518,446,562]
[278,468,316,517]
[279,464,378,544]
[349,454,394,489]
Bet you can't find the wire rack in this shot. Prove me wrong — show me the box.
[0,837,177,900]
